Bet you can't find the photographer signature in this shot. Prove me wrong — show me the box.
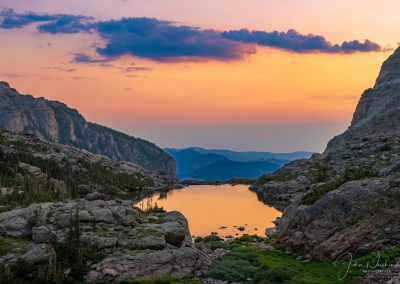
[333,251,392,280]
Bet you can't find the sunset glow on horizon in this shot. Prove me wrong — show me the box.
[0,0,397,152]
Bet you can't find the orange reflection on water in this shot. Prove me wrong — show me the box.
[136,184,282,238]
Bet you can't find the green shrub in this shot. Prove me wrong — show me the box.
[303,165,379,205]
[201,235,229,250]
[232,234,262,244]
[254,266,292,283]
[0,237,29,257]
[206,247,261,282]
[194,237,203,243]
[258,171,296,184]
[0,258,46,284]
[302,181,342,205]
[118,277,200,284]
[203,235,223,243]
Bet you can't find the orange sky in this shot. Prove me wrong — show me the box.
[0,1,396,151]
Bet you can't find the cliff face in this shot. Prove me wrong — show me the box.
[253,48,400,260]
[0,82,175,175]
[327,47,400,150]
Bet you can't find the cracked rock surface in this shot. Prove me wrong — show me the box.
[0,198,208,281]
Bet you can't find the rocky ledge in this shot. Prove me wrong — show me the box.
[0,196,208,282]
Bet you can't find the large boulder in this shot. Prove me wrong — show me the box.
[86,247,207,282]
[277,179,400,259]
[32,226,55,244]
[0,198,207,280]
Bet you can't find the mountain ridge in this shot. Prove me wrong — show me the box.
[0,81,175,175]
[189,147,313,162]
[166,147,313,181]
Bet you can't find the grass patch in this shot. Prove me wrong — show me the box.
[302,165,379,205]
[206,247,260,282]
[147,217,167,224]
[259,250,355,284]
[207,247,357,283]
[118,277,201,284]
[258,171,296,184]
[203,235,223,243]
[342,247,400,278]
[302,180,344,206]
[202,235,229,250]
[232,234,263,245]
[0,237,29,256]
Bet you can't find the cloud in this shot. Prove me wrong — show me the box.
[93,18,255,61]
[0,9,383,61]
[37,15,93,34]
[69,76,86,80]
[72,53,111,63]
[340,39,381,52]
[2,72,25,78]
[125,66,152,72]
[221,29,381,53]
[126,74,147,78]
[0,9,92,33]
[0,9,54,29]
[42,66,76,72]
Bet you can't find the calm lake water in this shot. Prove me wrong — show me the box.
[135,184,282,238]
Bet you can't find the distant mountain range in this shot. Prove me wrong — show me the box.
[165,147,313,181]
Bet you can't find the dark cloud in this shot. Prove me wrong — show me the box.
[126,74,147,78]
[2,72,24,78]
[0,9,382,61]
[42,66,76,72]
[0,9,92,33]
[69,76,86,80]
[72,53,111,63]
[93,18,255,61]
[221,29,381,53]
[37,15,93,34]
[340,39,381,52]
[125,66,152,72]
[0,9,54,29]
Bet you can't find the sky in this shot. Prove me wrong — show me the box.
[0,0,397,152]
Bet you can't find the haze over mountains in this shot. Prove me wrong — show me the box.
[165,147,313,181]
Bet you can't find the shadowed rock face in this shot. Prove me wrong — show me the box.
[327,47,400,150]
[0,81,175,175]
[253,47,400,259]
